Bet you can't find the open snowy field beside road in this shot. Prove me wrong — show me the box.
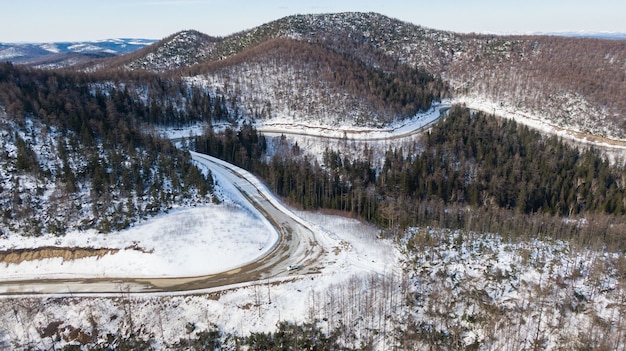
[0,203,277,280]
[0,210,401,349]
[0,147,283,283]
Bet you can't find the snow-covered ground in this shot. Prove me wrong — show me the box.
[3,219,624,350]
[0,124,404,348]
[0,204,276,280]
[0,210,400,349]
[0,144,279,281]
[399,228,626,350]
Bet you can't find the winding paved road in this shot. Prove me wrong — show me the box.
[256,104,450,141]
[0,105,452,295]
[2,99,621,296]
[0,153,325,295]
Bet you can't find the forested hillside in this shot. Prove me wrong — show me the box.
[193,106,626,250]
[1,12,626,351]
[92,12,625,140]
[0,44,444,236]
[0,63,215,235]
[185,38,445,126]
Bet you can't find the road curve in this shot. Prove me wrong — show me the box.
[0,153,325,295]
[256,104,450,142]
[0,106,450,295]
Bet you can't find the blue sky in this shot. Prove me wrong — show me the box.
[3,0,625,42]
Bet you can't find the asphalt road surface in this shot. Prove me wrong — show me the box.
[0,152,325,295]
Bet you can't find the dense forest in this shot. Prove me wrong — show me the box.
[0,50,444,236]
[185,38,446,123]
[0,63,216,235]
[194,106,626,250]
[0,63,237,129]
[10,49,619,239]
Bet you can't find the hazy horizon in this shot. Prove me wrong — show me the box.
[3,0,626,43]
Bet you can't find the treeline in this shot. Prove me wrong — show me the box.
[43,321,352,350]
[178,322,353,350]
[0,63,215,235]
[193,125,380,217]
[380,106,626,216]
[0,62,235,131]
[194,106,626,249]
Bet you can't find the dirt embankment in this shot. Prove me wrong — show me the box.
[0,247,119,265]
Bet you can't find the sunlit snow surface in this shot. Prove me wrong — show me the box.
[0,204,277,279]
[0,151,279,280]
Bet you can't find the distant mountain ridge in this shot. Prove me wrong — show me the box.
[0,38,156,68]
[536,31,626,40]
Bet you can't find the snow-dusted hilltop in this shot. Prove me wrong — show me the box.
[120,30,218,71]
[90,12,625,141]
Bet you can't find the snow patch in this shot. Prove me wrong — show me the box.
[0,204,277,279]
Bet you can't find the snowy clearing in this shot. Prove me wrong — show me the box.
[0,145,282,282]
[0,203,277,280]
[0,210,401,349]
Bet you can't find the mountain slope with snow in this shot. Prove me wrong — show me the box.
[115,30,218,71]
[0,12,625,350]
[95,12,626,141]
[185,38,441,128]
[0,38,155,68]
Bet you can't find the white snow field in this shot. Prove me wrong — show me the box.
[0,210,400,349]
[0,150,280,281]
[0,204,277,280]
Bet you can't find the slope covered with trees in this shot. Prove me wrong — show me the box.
[89,12,625,140]
[186,38,445,126]
[1,13,625,350]
[193,106,626,250]
[0,63,215,236]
